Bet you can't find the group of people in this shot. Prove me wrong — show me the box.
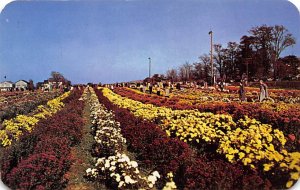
[239,79,268,102]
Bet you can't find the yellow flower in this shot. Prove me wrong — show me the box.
[242,158,252,166]
[239,152,245,159]
[286,181,294,188]
[291,172,299,180]
[263,163,274,171]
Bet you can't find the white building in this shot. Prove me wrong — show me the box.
[15,80,28,91]
[0,81,14,92]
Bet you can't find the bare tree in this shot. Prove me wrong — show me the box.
[272,25,296,60]
[248,25,295,79]
[193,54,211,81]
[50,71,70,87]
[178,62,193,81]
[166,69,178,82]
[213,44,226,78]
[271,25,296,79]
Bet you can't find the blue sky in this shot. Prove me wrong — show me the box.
[0,0,299,84]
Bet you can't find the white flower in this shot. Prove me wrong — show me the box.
[111,161,116,166]
[152,171,160,178]
[148,175,157,184]
[118,158,126,162]
[115,174,121,182]
[91,169,97,174]
[86,168,92,173]
[109,166,116,171]
[124,176,132,184]
[104,160,110,168]
[149,183,154,188]
[118,181,124,188]
[130,161,138,168]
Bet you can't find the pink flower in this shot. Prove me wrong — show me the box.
[288,134,295,141]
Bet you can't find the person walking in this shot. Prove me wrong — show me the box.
[259,80,268,102]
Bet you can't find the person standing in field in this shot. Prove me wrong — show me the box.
[149,83,153,94]
[259,80,268,102]
[239,80,246,101]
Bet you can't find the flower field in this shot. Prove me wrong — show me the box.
[0,86,299,189]
[0,90,62,123]
[104,87,300,189]
[114,87,300,152]
[0,89,84,189]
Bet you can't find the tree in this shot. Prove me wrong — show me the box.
[51,71,65,83]
[249,25,273,77]
[166,69,178,82]
[213,44,226,78]
[249,25,296,79]
[193,54,210,81]
[271,25,296,61]
[278,55,300,79]
[223,42,240,80]
[50,71,70,87]
[178,62,193,82]
[271,25,296,79]
[28,79,34,91]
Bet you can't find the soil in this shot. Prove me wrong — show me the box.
[65,93,107,190]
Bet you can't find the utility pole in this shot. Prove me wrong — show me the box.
[209,30,213,85]
[148,57,151,78]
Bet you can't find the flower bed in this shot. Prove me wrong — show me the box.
[0,89,84,189]
[102,87,300,188]
[114,87,300,151]
[86,87,161,189]
[95,88,274,189]
[0,90,62,123]
[0,91,71,147]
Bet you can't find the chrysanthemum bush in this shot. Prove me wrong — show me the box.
[85,87,161,189]
[95,88,272,189]
[0,91,71,147]
[0,89,84,190]
[101,87,300,189]
[0,90,62,123]
[114,87,300,151]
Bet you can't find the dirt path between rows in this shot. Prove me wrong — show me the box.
[65,93,105,190]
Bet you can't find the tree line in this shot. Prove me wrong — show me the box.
[165,25,299,83]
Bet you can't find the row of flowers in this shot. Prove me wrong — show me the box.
[0,89,84,189]
[226,86,300,97]
[85,87,162,189]
[103,87,300,188]
[0,91,70,147]
[174,87,300,104]
[94,88,273,189]
[114,87,300,151]
[131,85,300,103]
[0,90,62,123]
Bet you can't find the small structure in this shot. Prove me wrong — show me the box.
[15,80,28,91]
[0,81,14,92]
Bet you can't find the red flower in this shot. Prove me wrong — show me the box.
[288,134,296,141]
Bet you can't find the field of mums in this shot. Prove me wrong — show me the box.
[0,86,299,189]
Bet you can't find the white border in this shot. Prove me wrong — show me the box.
[288,0,300,15]
[0,0,15,14]
[0,0,299,189]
